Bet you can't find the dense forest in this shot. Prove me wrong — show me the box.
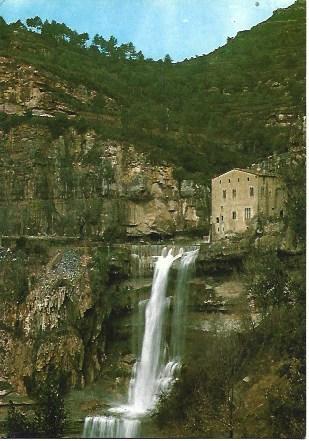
[0,0,305,184]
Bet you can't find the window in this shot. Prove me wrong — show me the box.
[238,178,240,182]
[216,217,219,223]
[220,180,221,184]
[221,215,224,221]
[247,177,250,181]
[223,190,226,199]
[232,211,237,220]
[228,179,231,183]
[218,227,220,232]
[245,208,251,220]
[250,187,254,197]
[232,189,236,199]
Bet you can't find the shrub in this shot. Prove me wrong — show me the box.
[7,371,68,438]
[244,250,288,312]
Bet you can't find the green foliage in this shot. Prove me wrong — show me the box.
[0,112,32,131]
[17,237,49,261]
[266,357,305,438]
[283,155,306,242]
[245,250,305,313]
[164,54,173,64]
[89,248,109,304]
[154,331,251,438]
[172,166,187,190]
[154,250,305,438]
[46,113,71,138]
[34,374,67,438]
[244,250,289,312]
[6,402,37,438]
[6,371,67,438]
[26,16,42,32]
[89,247,130,315]
[0,1,304,185]
[84,199,103,227]
[0,250,29,303]
[155,308,305,438]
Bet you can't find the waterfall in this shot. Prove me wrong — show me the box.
[128,248,180,413]
[130,243,199,277]
[83,416,140,438]
[83,246,198,438]
[170,250,198,360]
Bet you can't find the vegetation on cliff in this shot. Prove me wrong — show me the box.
[6,371,67,438]
[0,0,305,183]
[154,249,305,438]
[0,1,305,437]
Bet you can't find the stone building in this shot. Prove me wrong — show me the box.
[211,168,285,240]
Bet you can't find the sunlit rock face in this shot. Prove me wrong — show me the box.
[0,56,101,117]
[0,124,209,239]
[0,56,209,240]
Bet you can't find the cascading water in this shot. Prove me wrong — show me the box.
[128,247,181,414]
[83,246,198,439]
[170,250,198,361]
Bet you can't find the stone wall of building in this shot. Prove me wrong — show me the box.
[211,169,285,240]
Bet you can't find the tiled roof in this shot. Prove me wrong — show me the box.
[212,168,278,180]
[234,168,278,177]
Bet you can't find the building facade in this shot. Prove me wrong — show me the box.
[211,168,285,240]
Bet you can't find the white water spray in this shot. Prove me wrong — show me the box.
[83,246,198,438]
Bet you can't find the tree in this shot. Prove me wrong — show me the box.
[6,373,67,438]
[11,20,26,31]
[69,30,89,48]
[164,54,173,64]
[107,35,118,57]
[126,42,137,60]
[245,250,289,313]
[35,377,67,438]
[92,33,109,55]
[26,16,43,32]
[6,401,37,438]
[283,155,306,242]
[136,50,145,61]
[153,331,248,438]
[173,166,187,192]
[41,20,71,43]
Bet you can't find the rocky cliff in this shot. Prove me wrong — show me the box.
[0,0,305,192]
[0,0,305,413]
[0,241,132,395]
[0,60,209,239]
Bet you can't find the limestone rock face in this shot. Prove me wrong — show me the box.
[0,55,209,239]
[0,125,209,239]
[0,246,130,394]
[0,56,100,117]
[0,54,210,397]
